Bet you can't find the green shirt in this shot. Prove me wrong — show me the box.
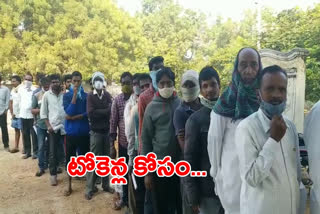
[32,91,47,130]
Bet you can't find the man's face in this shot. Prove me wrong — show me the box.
[121,76,133,87]
[182,80,195,89]
[152,62,164,71]
[133,78,139,87]
[157,75,173,89]
[43,83,50,91]
[139,78,151,93]
[200,77,220,101]
[24,75,33,82]
[72,76,82,87]
[260,72,287,105]
[237,49,260,84]
[11,78,20,87]
[65,79,72,89]
[51,79,61,92]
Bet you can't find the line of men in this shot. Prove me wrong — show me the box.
[0,47,319,214]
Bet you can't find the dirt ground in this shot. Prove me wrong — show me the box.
[0,123,311,214]
[0,126,121,214]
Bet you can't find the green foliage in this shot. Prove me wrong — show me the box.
[0,0,319,101]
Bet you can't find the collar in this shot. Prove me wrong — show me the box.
[49,90,63,97]
[93,89,104,96]
[257,108,289,133]
[180,101,195,113]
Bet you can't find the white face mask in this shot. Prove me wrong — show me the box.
[25,80,32,88]
[159,87,174,99]
[181,86,200,103]
[94,81,103,90]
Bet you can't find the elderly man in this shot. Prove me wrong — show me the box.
[208,48,262,214]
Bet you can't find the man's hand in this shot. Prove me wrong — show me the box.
[128,165,133,175]
[71,85,79,104]
[65,114,83,120]
[47,125,54,133]
[73,85,78,96]
[177,129,185,151]
[192,205,200,214]
[270,115,287,142]
[73,114,83,120]
[12,114,16,119]
[177,129,185,142]
[144,173,153,190]
[65,115,74,120]
[110,144,116,159]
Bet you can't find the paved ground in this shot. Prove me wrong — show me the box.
[0,125,121,214]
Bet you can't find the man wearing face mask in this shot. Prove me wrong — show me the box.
[125,73,152,214]
[208,48,262,214]
[173,70,202,214]
[18,73,38,159]
[110,71,133,209]
[138,56,164,153]
[174,70,202,152]
[235,65,301,214]
[63,71,90,196]
[141,67,182,214]
[32,77,50,177]
[124,73,141,143]
[85,72,113,200]
[184,66,224,214]
[136,57,164,213]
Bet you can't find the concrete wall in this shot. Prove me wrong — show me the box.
[259,48,309,133]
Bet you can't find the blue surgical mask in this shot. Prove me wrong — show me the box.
[133,86,141,96]
[260,99,286,118]
[150,69,161,92]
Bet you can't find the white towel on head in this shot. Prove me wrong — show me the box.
[92,71,106,85]
[181,70,199,87]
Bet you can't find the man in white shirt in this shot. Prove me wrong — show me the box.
[0,75,10,151]
[304,97,320,214]
[207,48,262,214]
[40,74,65,186]
[10,75,23,153]
[18,73,37,159]
[236,65,301,214]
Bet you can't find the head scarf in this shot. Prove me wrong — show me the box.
[91,71,106,86]
[180,70,200,102]
[181,70,199,87]
[213,47,262,120]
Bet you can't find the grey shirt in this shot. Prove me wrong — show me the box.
[0,85,10,115]
[40,90,66,135]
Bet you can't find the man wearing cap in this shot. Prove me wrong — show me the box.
[85,72,114,200]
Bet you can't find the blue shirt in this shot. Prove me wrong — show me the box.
[63,90,90,136]
[173,102,196,136]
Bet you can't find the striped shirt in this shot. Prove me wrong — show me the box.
[110,93,129,149]
[138,86,155,154]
